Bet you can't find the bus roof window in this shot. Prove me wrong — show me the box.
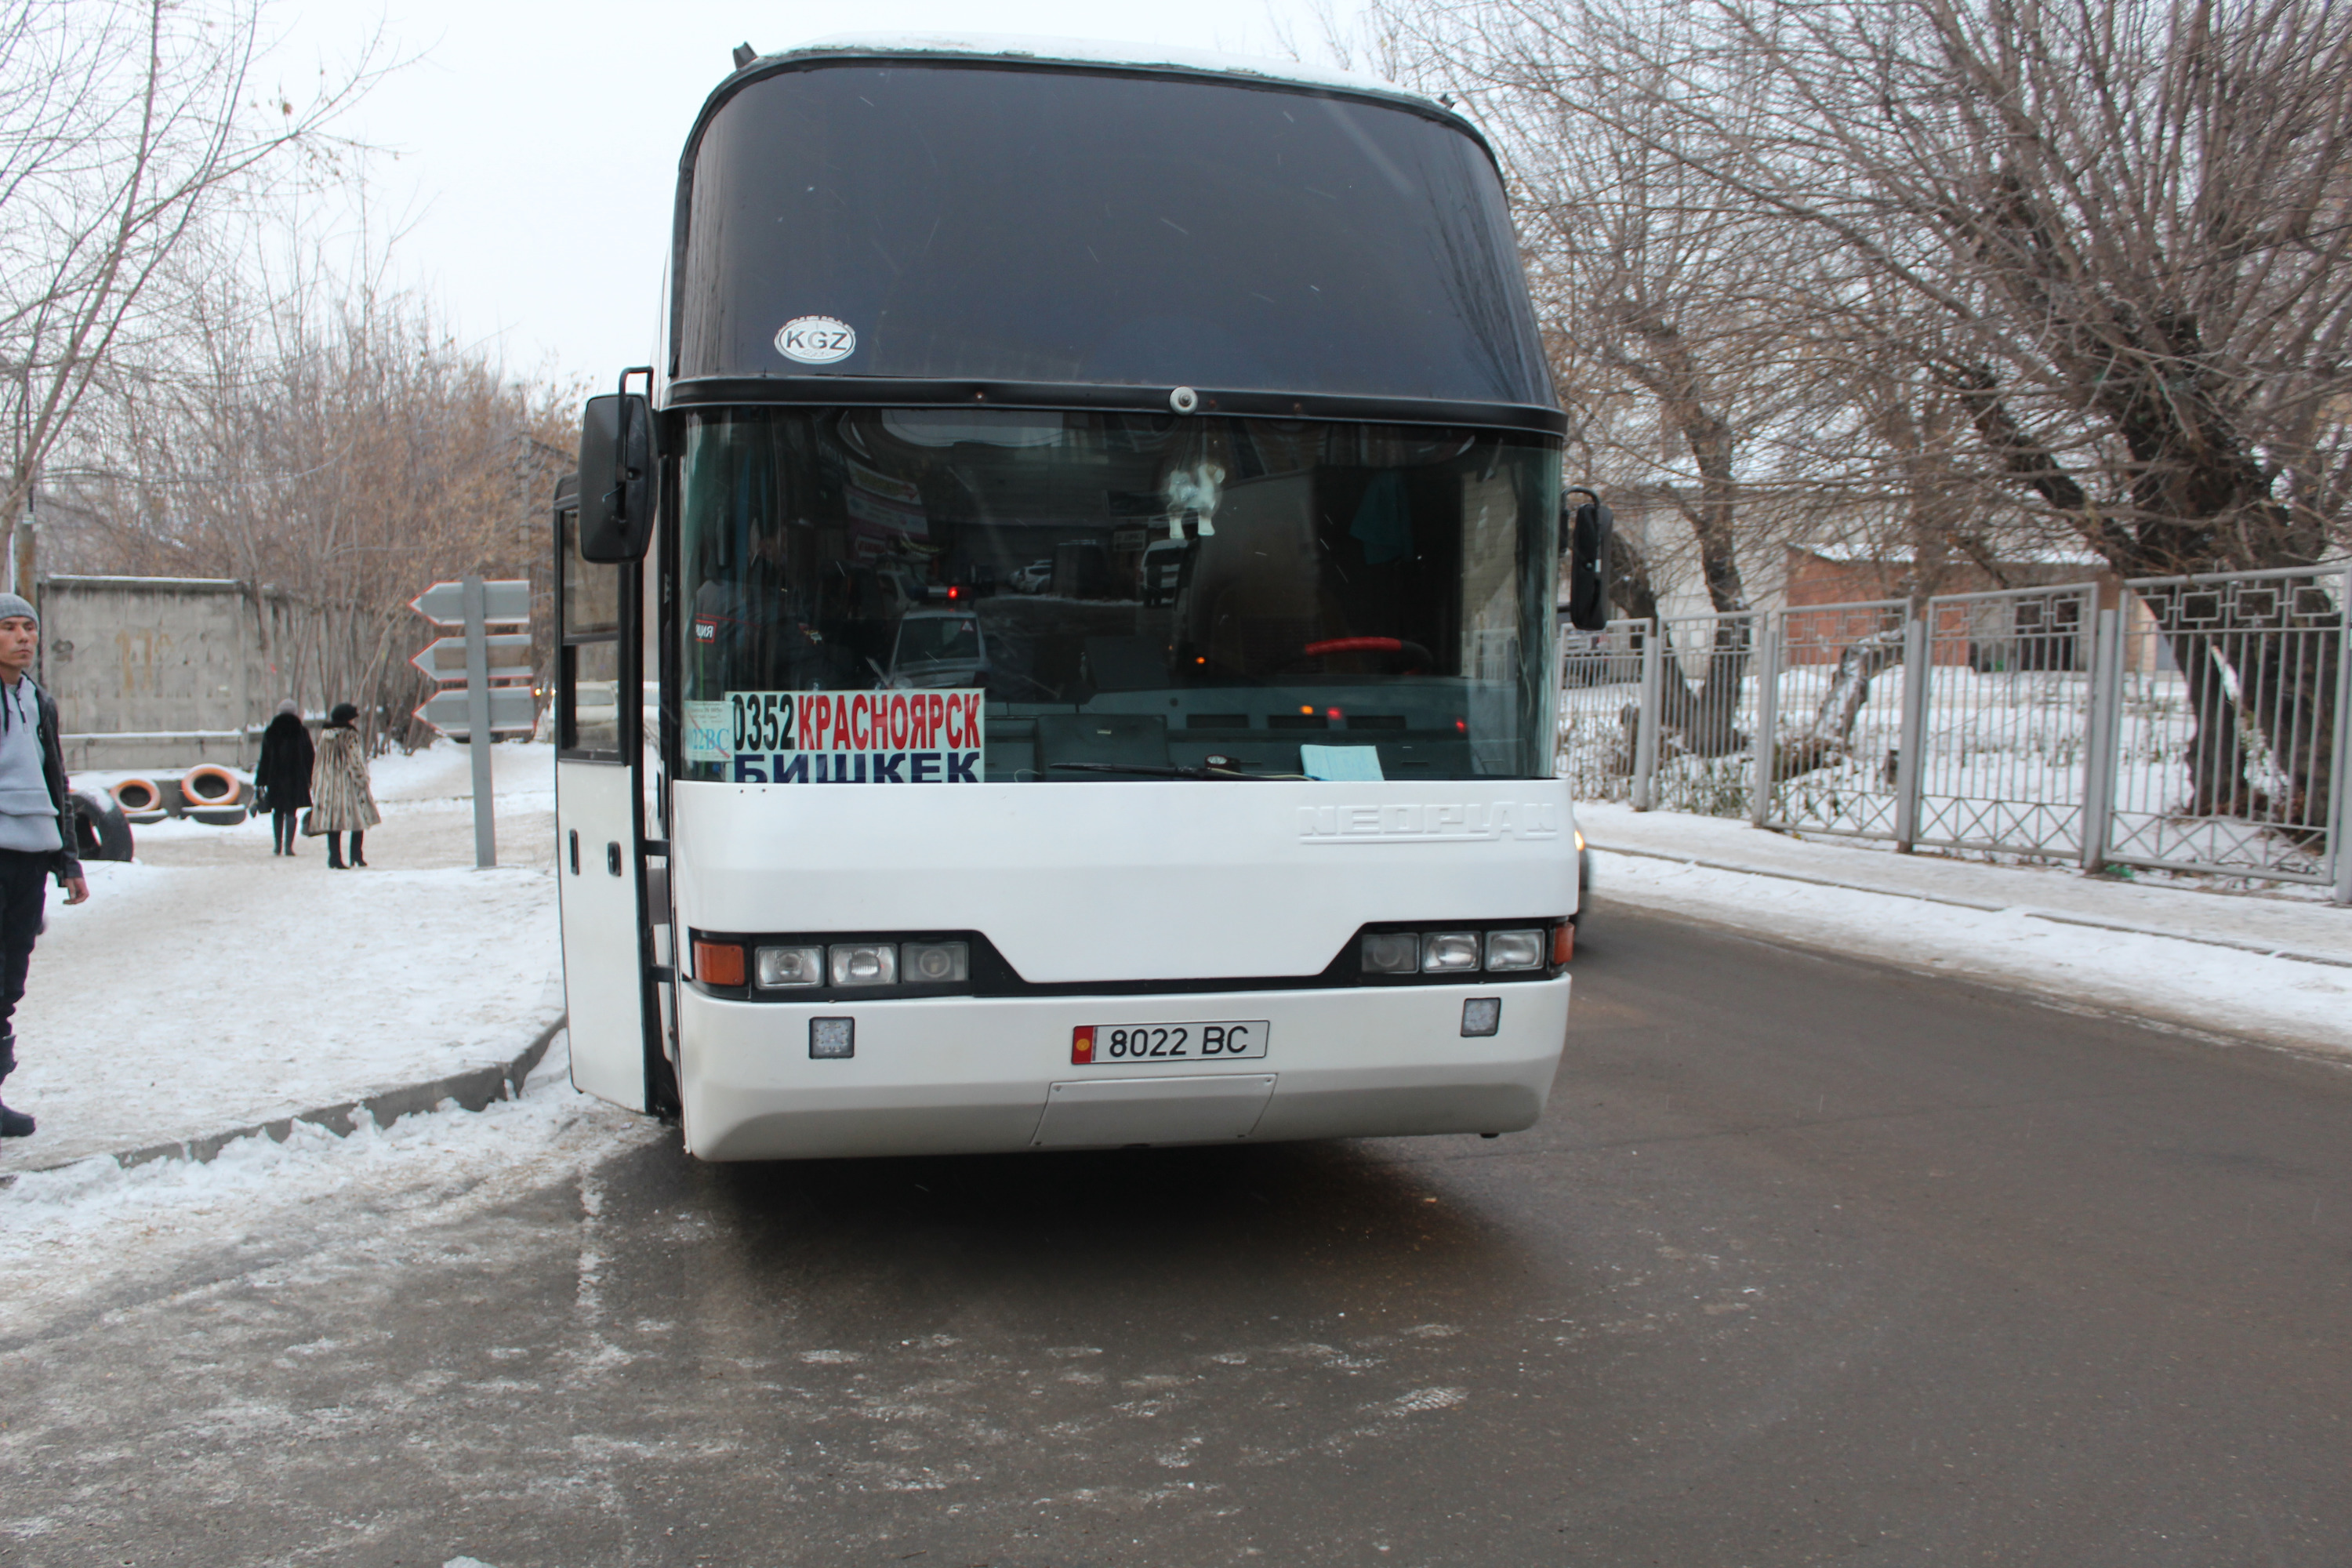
[673,63,1552,412]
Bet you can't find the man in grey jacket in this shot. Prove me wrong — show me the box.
[0,593,88,1137]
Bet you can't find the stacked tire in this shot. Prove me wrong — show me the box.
[108,768,252,827]
[109,776,178,822]
[179,764,249,825]
[71,787,134,862]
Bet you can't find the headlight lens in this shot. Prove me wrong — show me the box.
[901,940,969,983]
[1421,931,1482,971]
[829,942,898,986]
[1361,931,1420,975]
[754,944,824,989]
[1484,929,1544,971]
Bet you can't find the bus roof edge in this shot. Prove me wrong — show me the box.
[768,32,1427,107]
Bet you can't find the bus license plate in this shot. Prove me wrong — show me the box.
[1073,1021,1269,1065]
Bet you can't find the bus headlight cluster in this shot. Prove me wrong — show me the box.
[753,939,970,989]
[1360,927,1550,975]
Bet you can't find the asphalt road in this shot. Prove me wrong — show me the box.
[7,903,2350,1566]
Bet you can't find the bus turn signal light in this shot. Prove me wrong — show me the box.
[1553,923,1575,964]
[695,939,746,987]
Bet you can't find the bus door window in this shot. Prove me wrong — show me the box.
[560,498,626,757]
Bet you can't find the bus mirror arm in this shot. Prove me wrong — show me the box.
[1563,487,1613,632]
[576,389,655,563]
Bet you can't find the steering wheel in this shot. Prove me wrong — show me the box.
[1280,636,1434,674]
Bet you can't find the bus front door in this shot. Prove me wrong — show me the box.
[553,474,655,1112]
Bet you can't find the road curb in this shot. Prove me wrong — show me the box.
[0,1010,568,1192]
[1588,843,2352,971]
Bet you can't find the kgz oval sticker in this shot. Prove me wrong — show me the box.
[775,315,856,364]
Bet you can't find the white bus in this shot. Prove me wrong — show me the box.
[555,37,1612,1160]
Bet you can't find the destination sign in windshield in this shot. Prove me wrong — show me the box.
[689,689,983,783]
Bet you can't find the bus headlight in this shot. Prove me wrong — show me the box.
[902,941,969,983]
[1361,931,1420,974]
[755,944,824,988]
[1421,931,1481,971]
[829,943,898,986]
[1483,930,1544,971]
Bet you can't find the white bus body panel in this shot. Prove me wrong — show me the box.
[677,981,1565,1160]
[557,758,648,1110]
[669,779,1577,1159]
[673,779,1579,981]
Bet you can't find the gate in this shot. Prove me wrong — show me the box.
[1554,616,1647,804]
[1635,610,1763,818]
[2100,567,2349,887]
[1910,584,2099,859]
[1760,597,1907,840]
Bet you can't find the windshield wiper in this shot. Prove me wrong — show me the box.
[1048,760,1305,781]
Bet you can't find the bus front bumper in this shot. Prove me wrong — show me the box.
[675,978,1570,1161]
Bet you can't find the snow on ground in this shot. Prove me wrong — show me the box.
[1576,801,2352,949]
[0,741,564,1174]
[0,1034,663,1341]
[1577,801,2352,1058]
[369,739,558,807]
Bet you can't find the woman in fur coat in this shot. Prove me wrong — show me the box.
[305,702,381,869]
[253,700,314,856]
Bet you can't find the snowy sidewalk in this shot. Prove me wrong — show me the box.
[1577,801,2352,1056]
[0,742,564,1176]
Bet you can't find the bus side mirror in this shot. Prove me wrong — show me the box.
[1563,490,1613,631]
[576,392,654,562]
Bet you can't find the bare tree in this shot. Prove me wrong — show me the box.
[1367,0,2352,808]
[1368,3,1838,756]
[53,259,578,752]
[1675,0,2351,815]
[0,0,377,568]
[1379,0,2352,560]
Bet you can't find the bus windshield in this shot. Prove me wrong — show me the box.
[678,408,1558,782]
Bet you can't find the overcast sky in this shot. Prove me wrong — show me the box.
[274,1,1367,396]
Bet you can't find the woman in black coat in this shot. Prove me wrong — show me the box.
[254,700,314,856]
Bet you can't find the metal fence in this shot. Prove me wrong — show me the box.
[1911,584,2099,859]
[1559,566,2352,901]
[1555,617,1648,803]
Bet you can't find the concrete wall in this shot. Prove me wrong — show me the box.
[38,575,279,771]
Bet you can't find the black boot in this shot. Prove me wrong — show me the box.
[350,832,367,868]
[0,1100,32,1137]
[328,846,346,869]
